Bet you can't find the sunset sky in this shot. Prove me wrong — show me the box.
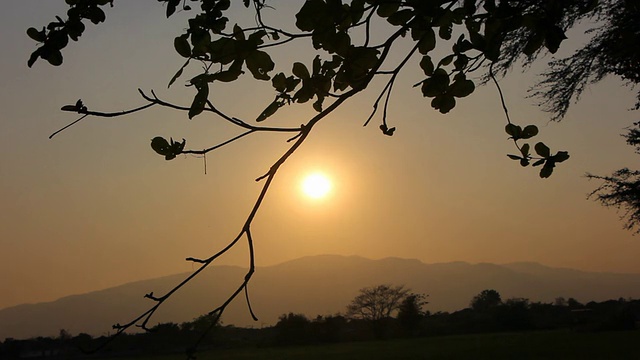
[1,1,639,311]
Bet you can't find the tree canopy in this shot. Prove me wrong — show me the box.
[26,0,639,354]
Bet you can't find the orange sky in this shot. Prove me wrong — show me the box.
[1,1,639,311]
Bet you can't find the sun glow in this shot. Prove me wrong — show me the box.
[301,173,332,199]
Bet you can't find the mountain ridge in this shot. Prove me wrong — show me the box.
[3,254,640,340]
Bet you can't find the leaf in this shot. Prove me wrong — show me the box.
[168,60,189,88]
[421,69,449,98]
[417,28,436,54]
[532,159,545,167]
[245,50,274,80]
[151,137,171,156]
[387,9,414,25]
[45,49,63,66]
[553,151,570,163]
[520,143,530,157]
[27,50,40,68]
[379,124,396,136]
[188,82,209,119]
[174,35,191,58]
[540,160,555,178]
[534,142,551,157]
[505,124,522,139]
[166,0,179,17]
[431,95,456,114]
[292,62,311,79]
[295,0,325,31]
[438,54,455,67]
[507,154,522,160]
[27,27,46,42]
[439,24,453,40]
[377,2,400,18]
[61,105,77,111]
[85,7,106,24]
[448,78,475,98]
[419,55,434,76]
[521,125,538,139]
[256,99,282,122]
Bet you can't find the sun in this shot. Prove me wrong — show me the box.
[301,172,332,199]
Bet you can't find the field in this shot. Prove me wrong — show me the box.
[112,330,640,360]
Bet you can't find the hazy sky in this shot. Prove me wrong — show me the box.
[1,1,639,310]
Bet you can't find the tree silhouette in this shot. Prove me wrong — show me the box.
[397,292,429,336]
[588,122,640,233]
[26,0,639,354]
[470,289,502,311]
[346,284,411,339]
[347,284,410,321]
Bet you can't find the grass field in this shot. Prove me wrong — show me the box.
[114,330,640,360]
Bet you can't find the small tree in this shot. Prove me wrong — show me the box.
[397,293,429,336]
[274,313,312,345]
[470,289,502,312]
[346,284,410,321]
[346,284,411,339]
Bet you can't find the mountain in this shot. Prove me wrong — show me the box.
[2,255,640,340]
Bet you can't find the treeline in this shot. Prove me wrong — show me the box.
[2,290,640,359]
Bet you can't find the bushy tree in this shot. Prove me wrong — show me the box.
[274,313,312,345]
[470,289,502,311]
[397,293,429,336]
[347,284,410,321]
[588,122,640,233]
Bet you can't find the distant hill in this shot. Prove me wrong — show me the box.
[2,255,640,340]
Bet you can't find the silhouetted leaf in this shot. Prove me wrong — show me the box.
[387,9,414,25]
[256,99,282,122]
[449,78,475,98]
[168,60,189,88]
[521,125,539,139]
[174,35,191,58]
[27,27,46,42]
[532,159,545,167]
[553,151,570,162]
[292,62,310,79]
[188,82,209,119]
[295,0,325,31]
[45,49,63,66]
[431,95,456,113]
[380,124,396,136]
[534,142,550,157]
[85,7,106,24]
[417,28,436,54]
[151,136,171,156]
[540,160,555,178]
[505,124,522,138]
[165,0,180,18]
[419,55,434,76]
[377,2,400,18]
[246,50,274,80]
[421,69,449,97]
